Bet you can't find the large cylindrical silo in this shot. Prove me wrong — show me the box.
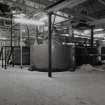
[30,41,75,71]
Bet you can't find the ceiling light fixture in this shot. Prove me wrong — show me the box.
[94,28,104,32]
[14,18,45,26]
[84,30,90,34]
[13,13,26,18]
[39,15,48,21]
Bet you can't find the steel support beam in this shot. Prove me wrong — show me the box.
[91,18,105,25]
[46,0,66,10]
[20,26,23,69]
[53,13,69,19]
[0,16,11,21]
[1,47,4,68]
[61,8,96,21]
[89,18,105,28]
[11,14,13,48]
[4,0,45,17]
[5,47,7,69]
[48,12,53,77]
[5,0,39,10]
[46,0,86,12]
[10,14,14,67]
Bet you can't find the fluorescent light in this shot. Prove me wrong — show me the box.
[55,16,65,23]
[61,34,70,37]
[34,12,41,17]
[94,33,105,37]
[13,13,26,18]
[94,28,104,32]
[14,18,45,26]
[12,10,16,14]
[62,42,75,45]
[84,30,90,34]
[40,15,48,21]
[44,26,48,31]
[0,37,7,40]
[21,29,26,32]
[75,35,79,37]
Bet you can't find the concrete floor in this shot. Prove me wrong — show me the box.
[0,67,105,105]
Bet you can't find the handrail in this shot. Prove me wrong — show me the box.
[1,46,30,69]
[0,47,4,68]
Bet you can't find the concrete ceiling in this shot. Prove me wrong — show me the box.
[0,0,105,40]
[45,0,105,29]
[0,0,105,29]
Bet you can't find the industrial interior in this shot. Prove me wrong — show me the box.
[0,0,105,105]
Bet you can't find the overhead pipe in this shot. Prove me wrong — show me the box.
[53,13,69,19]
[5,47,7,69]
[10,14,13,48]
[1,47,4,68]
[45,0,66,10]
[46,0,86,12]
[0,16,11,21]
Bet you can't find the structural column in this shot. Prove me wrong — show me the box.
[1,47,4,68]
[5,47,7,69]
[20,25,23,69]
[48,12,53,77]
[11,14,14,67]
[10,13,13,49]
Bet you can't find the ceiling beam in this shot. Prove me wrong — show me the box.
[0,16,11,21]
[46,0,87,12]
[46,0,66,10]
[61,8,96,21]
[46,0,96,23]
[94,30,105,34]
[2,0,46,18]
[91,18,105,25]
[6,0,36,10]
[89,18,105,28]
[4,0,45,11]
[74,13,97,22]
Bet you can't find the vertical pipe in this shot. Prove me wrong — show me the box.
[72,30,74,43]
[11,14,13,48]
[48,12,53,77]
[12,47,14,67]
[20,26,23,69]
[5,47,7,69]
[1,47,3,68]
[11,14,14,67]
[26,25,30,47]
[91,26,94,48]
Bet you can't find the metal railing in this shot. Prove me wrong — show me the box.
[0,46,14,69]
[0,46,30,69]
